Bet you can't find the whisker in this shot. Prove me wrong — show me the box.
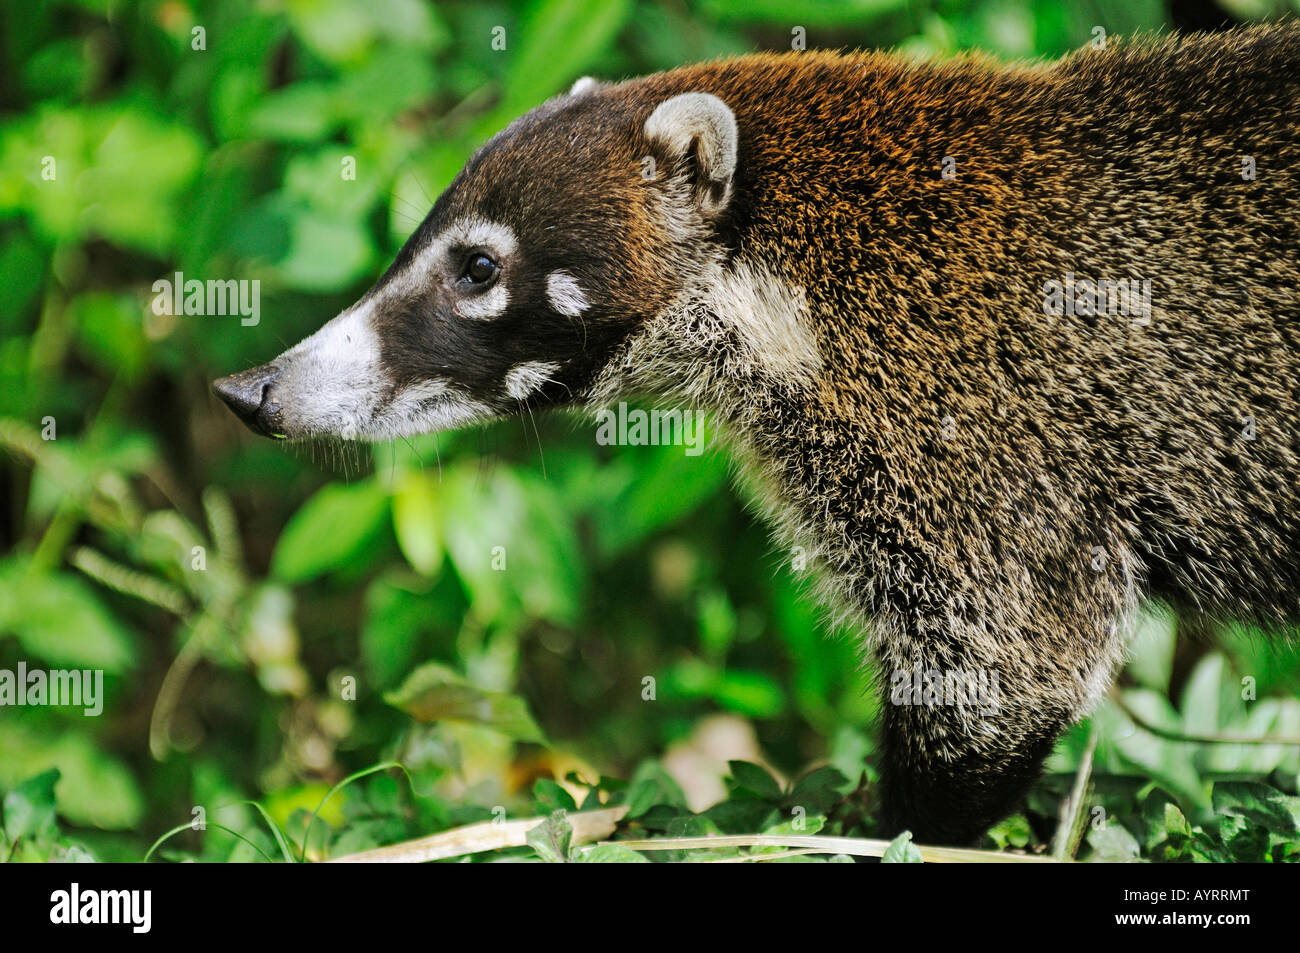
[387,188,429,219]
[519,399,547,479]
[400,435,424,474]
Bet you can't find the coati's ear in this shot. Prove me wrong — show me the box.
[644,92,738,217]
[569,76,599,97]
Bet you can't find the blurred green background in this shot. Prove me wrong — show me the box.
[2,0,1299,863]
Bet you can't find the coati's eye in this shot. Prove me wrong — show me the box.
[461,253,499,286]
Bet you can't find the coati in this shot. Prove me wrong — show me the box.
[214,24,1300,845]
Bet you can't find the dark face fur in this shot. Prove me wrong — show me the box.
[212,78,729,441]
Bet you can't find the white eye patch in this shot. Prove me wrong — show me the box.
[387,216,520,303]
[456,283,510,320]
[546,270,589,317]
[440,218,518,258]
[504,361,559,400]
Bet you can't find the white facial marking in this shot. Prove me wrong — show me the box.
[388,216,519,301]
[276,299,386,437]
[504,361,559,400]
[396,379,453,401]
[284,298,378,368]
[442,217,518,258]
[457,283,510,320]
[546,270,589,317]
[373,378,491,440]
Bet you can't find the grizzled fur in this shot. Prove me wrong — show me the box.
[216,25,1300,844]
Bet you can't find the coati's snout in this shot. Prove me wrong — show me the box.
[212,77,741,444]
[212,364,285,439]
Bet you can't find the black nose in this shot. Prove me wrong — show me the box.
[212,364,284,438]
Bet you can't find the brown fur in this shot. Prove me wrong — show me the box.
[588,25,1300,843]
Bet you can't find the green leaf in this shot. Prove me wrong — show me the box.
[83,110,204,254]
[624,761,688,818]
[285,0,448,66]
[300,762,407,862]
[72,292,150,382]
[283,146,381,220]
[593,442,729,557]
[1139,791,1189,852]
[1163,802,1192,838]
[1098,691,1209,812]
[1087,823,1142,863]
[533,778,577,815]
[727,760,783,802]
[391,470,442,575]
[1180,652,1230,738]
[1212,781,1300,836]
[699,0,908,27]
[438,464,583,626]
[360,573,442,688]
[273,207,376,292]
[1219,814,1269,863]
[667,658,786,718]
[762,812,825,837]
[788,766,850,815]
[574,843,650,863]
[0,230,44,333]
[384,662,545,743]
[285,0,376,64]
[271,479,390,582]
[1125,603,1176,692]
[703,797,777,835]
[985,813,1033,850]
[247,82,338,142]
[526,810,573,863]
[334,47,439,127]
[0,104,199,253]
[2,769,60,842]
[0,560,135,672]
[498,0,634,119]
[882,830,923,863]
[0,725,143,830]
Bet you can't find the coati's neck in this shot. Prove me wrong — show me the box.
[587,247,885,618]
[587,48,1042,622]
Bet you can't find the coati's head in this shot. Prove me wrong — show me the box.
[213,78,740,441]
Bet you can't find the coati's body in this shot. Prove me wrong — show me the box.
[216,25,1300,844]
